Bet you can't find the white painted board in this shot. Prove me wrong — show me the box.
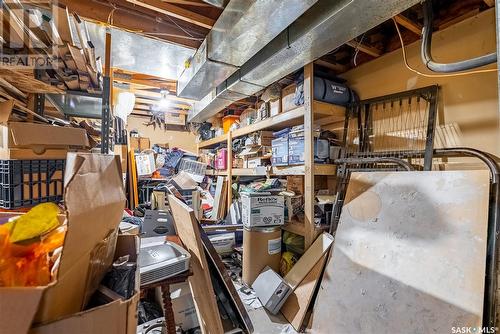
[311,171,490,334]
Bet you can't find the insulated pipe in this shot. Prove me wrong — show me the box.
[433,147,500,328]
[421,0,497,72]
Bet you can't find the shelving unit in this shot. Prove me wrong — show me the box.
[198,62,345,248]
[205,164,337,176]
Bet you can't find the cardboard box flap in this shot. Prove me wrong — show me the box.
[0,99,14,125]
[35,153,126,324]
[30,235,140,334]
[0,288,45,334]
[9,122,90,148]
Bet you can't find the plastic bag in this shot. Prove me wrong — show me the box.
[0,203,65,287]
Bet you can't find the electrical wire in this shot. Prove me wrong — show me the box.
[107,4,117,25]
[392,18,497,78]
[353,33,366,67]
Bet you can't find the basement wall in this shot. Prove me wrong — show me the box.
[126,115,198,153]
[340,8,499,160]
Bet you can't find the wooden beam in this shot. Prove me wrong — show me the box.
[126,0,215,29]
[132,89,195,103]
[484,0,495,7]
[314,59,348,73]
[394,14,422,35]
[163,0,212,6]
[303,62,315,250]
[346,40,382,58]
[57,0,202,48]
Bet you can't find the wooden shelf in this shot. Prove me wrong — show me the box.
[198,134,227,149]
[206,164,337,177]
[197,103,345,149]
[272,164,337,176]
[232,106,305,137]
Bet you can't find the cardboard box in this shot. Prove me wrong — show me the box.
[30,234,139,334]
[0,153,127,333]
[239,108,257,126]
[0,122,89,160]
[271,136,288,166]
[241,193,284,228]
[281,84,299,112]
[129,136,150,152]
[0,100,89,160]
[233,157,244,169]
[245,131,274,147]
[285,195,303,222]
[165,112,186,126]
[269,99,281,117]
[287,175,304,195]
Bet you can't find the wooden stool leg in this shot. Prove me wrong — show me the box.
[161,283,177,334]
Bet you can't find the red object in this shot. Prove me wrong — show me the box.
[215,148,228,170]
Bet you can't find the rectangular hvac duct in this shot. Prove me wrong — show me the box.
[177,0,318,100]
[240,0,421,86]
[189,0,420,122]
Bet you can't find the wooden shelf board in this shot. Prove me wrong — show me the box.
[206,164,336,176]
[197,103,346,149]
[233,106,306,137]
[198,134,227,149]
[205,169,228,176]
[272,164,337,176]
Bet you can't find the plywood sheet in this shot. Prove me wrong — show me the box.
[168,195,224,334]
[284,232,333,290]
[311,171,490,334]
[281,253,328,331]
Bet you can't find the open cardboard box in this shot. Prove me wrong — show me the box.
[0,100,89,159]
[0,153,131,333]
[30,234,140,334]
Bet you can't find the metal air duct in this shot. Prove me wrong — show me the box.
[189,0,420,123]
[177,0,318,100]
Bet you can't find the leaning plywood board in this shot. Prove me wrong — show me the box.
[168,195,224,334]
[311,171,490,333]
[284,232,334,290]
[281,253,328,331]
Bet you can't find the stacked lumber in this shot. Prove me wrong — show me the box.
[1,1,102,94]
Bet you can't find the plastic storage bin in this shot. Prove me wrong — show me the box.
[0,159,65,209]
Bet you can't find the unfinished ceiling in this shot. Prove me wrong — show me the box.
[56,0,224,49]
[317,0,495,74]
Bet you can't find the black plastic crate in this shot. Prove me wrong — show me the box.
[0,159,65,209]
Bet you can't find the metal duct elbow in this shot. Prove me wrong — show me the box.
[421,0,497,73]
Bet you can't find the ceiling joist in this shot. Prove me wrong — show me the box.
[394,14,423,35]
[57,0,203,48]
[346,40,382,58]
[126,0,215,29]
